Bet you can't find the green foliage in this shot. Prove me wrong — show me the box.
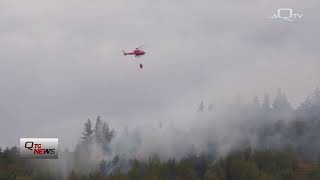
[0,147,33,180]
[0,145,309,180]
[206,149,295,180]
[61,149,297,180]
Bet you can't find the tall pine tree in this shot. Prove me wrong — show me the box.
[95,116,103,143]
[102,121,115,144]
[81,119,93,143]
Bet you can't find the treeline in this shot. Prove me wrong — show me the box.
[1,89,320,179]
[1,147,320,180]
[197,89,320,161]
[240,89,320,160]
[67,149,303,180]
[0,147,34,180]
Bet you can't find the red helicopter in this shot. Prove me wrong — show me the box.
[122,46,146,69]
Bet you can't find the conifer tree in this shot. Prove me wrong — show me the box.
[95,116,103,143]
[81,119,93,143]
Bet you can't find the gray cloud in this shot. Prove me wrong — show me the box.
[0,0,319,148]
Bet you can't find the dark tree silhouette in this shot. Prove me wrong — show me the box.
[81,119,93,143]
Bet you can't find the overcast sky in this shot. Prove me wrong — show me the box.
[0,0,319,148]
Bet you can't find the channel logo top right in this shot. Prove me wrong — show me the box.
[268,8,303,22]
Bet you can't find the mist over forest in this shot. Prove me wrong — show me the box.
[1,88,320,179]
[2,88,316,179]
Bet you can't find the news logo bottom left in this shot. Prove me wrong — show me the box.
[20,138,58,159]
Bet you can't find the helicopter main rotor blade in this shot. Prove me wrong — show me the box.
[136,45,144,49]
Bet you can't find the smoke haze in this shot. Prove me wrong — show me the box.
[0,0,319,166]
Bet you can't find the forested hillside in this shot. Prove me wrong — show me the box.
[1,89,320,180]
